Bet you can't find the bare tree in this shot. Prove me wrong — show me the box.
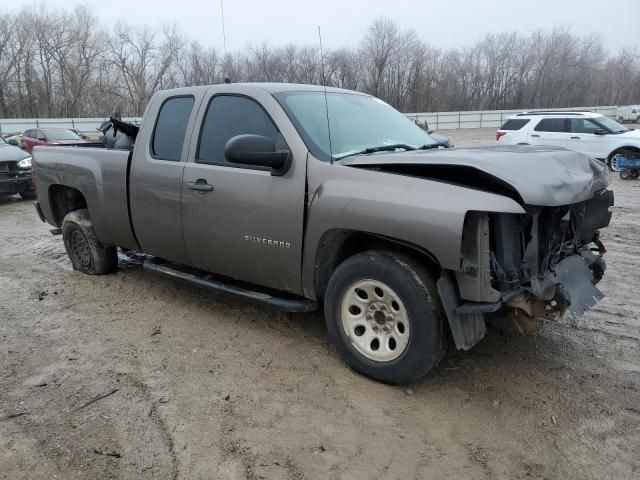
[1,11,639,120]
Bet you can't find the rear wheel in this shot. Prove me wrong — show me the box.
[618,117,624,123]
[62,209,117,274]
[630,169,639,179]
[324,250,446,384]
[620,170,631,180]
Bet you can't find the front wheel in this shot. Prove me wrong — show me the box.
[62,209,117,274]
[324,251,446,384]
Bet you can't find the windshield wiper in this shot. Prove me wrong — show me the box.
[360,143,417,154]
[419,142,450,150]
[335,143,416,160]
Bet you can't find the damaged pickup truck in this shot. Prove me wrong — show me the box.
[31,83,613,384]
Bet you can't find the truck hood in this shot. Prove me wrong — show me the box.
[0,143,30,162]
[337,145,609,207]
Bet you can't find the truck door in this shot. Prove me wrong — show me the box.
[529,118,569,149]
[129,92,204,265]
[181,89,307,294]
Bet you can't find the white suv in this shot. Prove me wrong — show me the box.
[496,111,640,169]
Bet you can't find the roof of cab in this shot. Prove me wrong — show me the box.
[156,82,367,97]
[247,82,367,95]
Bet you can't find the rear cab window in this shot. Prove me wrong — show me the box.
[151,96,195,161]
[500,119,530,130]
[534,118,567,132]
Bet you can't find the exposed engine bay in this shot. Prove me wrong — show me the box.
[339,146,614,349]
[454,187,613,340]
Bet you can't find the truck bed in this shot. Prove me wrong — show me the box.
[33,146,138,250]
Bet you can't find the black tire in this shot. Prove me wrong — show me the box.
[324,250,446,384]
[630,169,639,179]
[62,209,117,275]
[19,190,36,200]
[620,170,630,180]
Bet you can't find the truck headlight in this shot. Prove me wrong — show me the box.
[17,156,32,169]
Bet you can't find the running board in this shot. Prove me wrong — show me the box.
[143,257,318,313]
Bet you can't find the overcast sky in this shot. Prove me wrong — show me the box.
[8,0,640,53]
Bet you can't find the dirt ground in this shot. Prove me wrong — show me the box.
[1,129,639,479]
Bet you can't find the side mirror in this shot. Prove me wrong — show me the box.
[224,134,291,176]
[593,129,607,136]
[7,138,19,146]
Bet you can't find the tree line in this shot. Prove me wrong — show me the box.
[1,7,639,118]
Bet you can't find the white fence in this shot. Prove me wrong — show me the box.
[0,105,619,136]
[405,106,618,130]
[0,117,142,136]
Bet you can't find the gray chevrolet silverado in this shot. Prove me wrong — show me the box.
[32,83,613,384]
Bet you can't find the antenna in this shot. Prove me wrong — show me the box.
[317,26,333,163]
[220,0,227,58]
[220,0,228,80]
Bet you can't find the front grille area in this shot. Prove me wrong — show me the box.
[0,161,21,179]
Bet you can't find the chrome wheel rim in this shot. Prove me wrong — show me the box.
[70,229,91,268]
[339,279,410,362]
[610,155,621,172]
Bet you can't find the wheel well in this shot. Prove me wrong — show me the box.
[314,229,441,300]
[608,146,640,161]
[49,185,87,226]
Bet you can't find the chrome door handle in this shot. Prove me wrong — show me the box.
[530,134,540,138]
[187,179,214,192]
[570,136,580,139]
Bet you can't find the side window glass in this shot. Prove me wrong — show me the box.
[151,96,194,161]
[197,95,285,168]
[534,118,566,132]
[570,119,599,134]
[37,130,46,140]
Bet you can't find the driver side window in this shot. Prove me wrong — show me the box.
[196,95,287,169]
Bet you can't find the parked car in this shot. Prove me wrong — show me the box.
[616,105,640,123]
[0,135,35,199]
[32,84,612,384]
[496,111,640,168]
[21,128,87,153]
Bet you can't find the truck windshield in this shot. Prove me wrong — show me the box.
[274,91,437,162]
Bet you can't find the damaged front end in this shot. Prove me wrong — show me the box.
[439,188,614,349]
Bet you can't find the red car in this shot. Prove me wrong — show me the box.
[20,128,86,153]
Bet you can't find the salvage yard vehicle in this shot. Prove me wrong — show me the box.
[32,83,613,384]
[617,105,640,123]
[21,128,86,154]
[0,135,35,199]
[496,111,640,169]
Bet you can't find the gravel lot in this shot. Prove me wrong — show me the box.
[1,129,639,479]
